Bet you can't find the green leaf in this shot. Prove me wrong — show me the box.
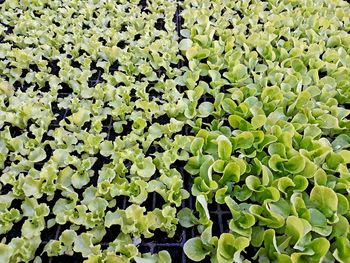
[99,141,114,157]
[337,193,349,215]
[215,186,228,204]
[71,171,90,189]
[22,177,42,198]
[178,208,198,228]
[212,160,226,173]
[291,59,307,73]
[184,237,211,262]
[309,208,327,228]
[285,216,312,245]
[252,115,266,129]
[198,102,214,118]
[104,211,122,228]
[268,143,286,158]
[190,137,205,155]
[222,98,237,114]
[179,39,193,51]
[0,81,14,97]
[158,251,172,263]
[129,179,148,204]
[196,195,210,222]
[326,152,344,170]
[318,114,339,129]
[333,237,350,263]
[217,135,232,161]
[233,131,254,149]
[277,177,295,195]
[200,224,216,247]
[217,233,249,263]
[310,185,338,218]
[331,215,349,238]
[185,156,202,175]
[60,229,76,250]
[219,162,241,184]
[283,155,305,174]
[232,185,252,201]
[268,154,286,172]
[70,108,90,127]
[0,243,13,263]
[339,150,350,164]
[73,233,100,257]
[28,148,46,162]
[291,238,330,262]
[332,134,350,150]
[313,169,327,186]
[246,176,263,192]
[224,64,248,82]
[228,115,253,130]
[251,226,264,247]
[134,157,156,179]
[304,126,322,139]
[52,149,69,166]
[262,229,280,257]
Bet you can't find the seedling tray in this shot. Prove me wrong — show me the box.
[0,0,210,262]
[0,0,350,263]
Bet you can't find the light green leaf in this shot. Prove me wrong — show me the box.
[178,208,198,228]
[190,137,204,155]
[220,162,241,184]
[28,148,46,162]
[234,132,254,150]
[0,243,13,263]
[134,157,156,179]
[284,155,305,174]
[285,216,312,246]
[310,185,338,218]
[70,108,90,127]
[217,233,249,263]
[184,237,211,262]
[333,237,350,263]
[179,39,193,51]
[224,64,248,82]
[217,135,232,161]
[73,233,100,257]
[99,141,114,157]
[198,102,214,118]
